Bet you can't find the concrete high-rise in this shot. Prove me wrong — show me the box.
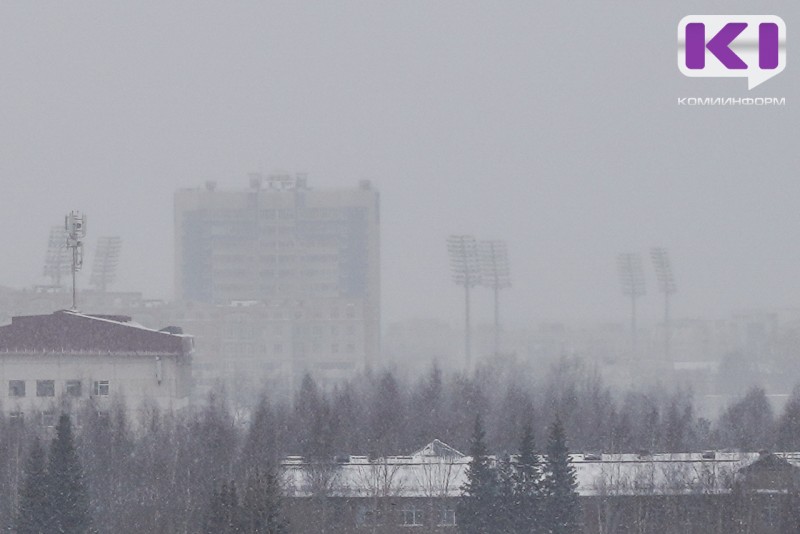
[174,174,380,384]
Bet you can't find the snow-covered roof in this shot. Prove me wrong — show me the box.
[0,310,192,354]
[281,441,795,498]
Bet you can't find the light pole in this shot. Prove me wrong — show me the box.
[90,236,122,293]
[479,240,511,357]
[448,235,481,368]
[651,247,677,361]
[43,226,70,288]
[617,253,646,356]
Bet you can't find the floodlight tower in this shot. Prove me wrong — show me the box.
[448,235,481,368]
[651,247,677,361]
[43,226,70,287]
[90,236,122,293]
[65,212,87,310]
[617,253,646,354]
[479,240,511,356]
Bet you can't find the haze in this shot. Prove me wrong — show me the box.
[0,1,797,331]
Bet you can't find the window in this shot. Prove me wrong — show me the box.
[40,410,56,427]
[36,380,55,397]
[402,505,423,526]
[65,380,82,397]
[9,411,23,424]
[355,505,383,527]
[438,507,456,526]
[8,380,25,397]
[93,381,110,396]
[762,496,780,528]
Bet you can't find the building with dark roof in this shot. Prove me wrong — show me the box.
[0,310,193,424]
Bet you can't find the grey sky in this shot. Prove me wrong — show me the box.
[1,2,797,329]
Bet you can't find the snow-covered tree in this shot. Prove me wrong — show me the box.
[458,414,499,534]
[542,416,580,534]
[15,436,51,534]
[47,414,91,534]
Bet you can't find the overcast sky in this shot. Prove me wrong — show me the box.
[1,2,798,329]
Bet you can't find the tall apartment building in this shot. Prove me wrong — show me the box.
[174,175,380,390]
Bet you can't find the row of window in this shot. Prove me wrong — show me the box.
[8,380,110,398]
[356,506,455,527]
[8,410,56,427]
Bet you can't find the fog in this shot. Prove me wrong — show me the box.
[0,1,797,332]
[3,4,800,532]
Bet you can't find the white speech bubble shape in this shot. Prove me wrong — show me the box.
[678,15,786,90]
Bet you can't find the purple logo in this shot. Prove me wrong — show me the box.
[678,16,786,89]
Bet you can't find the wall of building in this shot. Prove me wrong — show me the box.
[0,350,191,421]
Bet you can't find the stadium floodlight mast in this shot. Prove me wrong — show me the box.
[90,236,122,293]
[448,235,481,368]
[65,211,87,311]
[43,226,70,287]
[617,253,646,355]
[479,240,511,356]
[651,247,677,361]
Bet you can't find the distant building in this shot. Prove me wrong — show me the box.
[173,175,380,387]
[0,310,193,424]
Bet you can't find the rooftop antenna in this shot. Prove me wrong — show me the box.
[65,211,86,310]
[90,236,122,293]
[43,226,70,287]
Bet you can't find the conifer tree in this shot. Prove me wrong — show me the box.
[204,481,243,534]
[494,457,517,534]
[47,414,91,534]
[458,414,499,534]
[240,396,277,476]
[241,467,288,534]
[542,416,580,534]
[15,436,52,534]
[514,423,542,534]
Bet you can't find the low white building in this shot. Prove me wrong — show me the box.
[0,309,193,425]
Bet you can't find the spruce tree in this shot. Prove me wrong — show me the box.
[514,423,542,534]
[458,414,499,534]
[48,414,90,534]
[542,416,580,534]
[15,436,52,534]
[204,481,243,534]
[241,467,288,534]
[494,457,517,534]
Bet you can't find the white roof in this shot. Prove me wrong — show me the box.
[280,442,792,498]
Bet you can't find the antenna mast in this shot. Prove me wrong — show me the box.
[65,211,86,311]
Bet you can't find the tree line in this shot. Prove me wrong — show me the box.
[0,355,799,532]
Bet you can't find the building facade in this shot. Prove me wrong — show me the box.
[0,310,193,423]
[174,175,380,389]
